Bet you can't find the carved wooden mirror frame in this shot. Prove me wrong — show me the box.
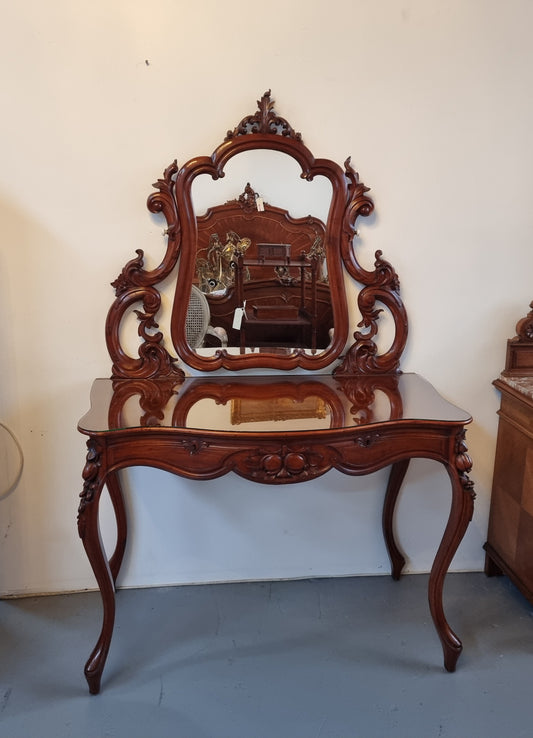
[106,91,408,377]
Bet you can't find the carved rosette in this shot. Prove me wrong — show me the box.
[355,432,381,448]
[241,444,333,482]
[225,90,302,142]
[454,430,476,503]
[77,440,103,538]
[176,438,210,455]
[105,160,184,380]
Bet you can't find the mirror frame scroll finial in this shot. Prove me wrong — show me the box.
[105,91,408,377]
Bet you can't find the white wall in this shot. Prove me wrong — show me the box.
[1,0,532,595]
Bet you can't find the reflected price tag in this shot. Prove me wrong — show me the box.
[232,307,244,330]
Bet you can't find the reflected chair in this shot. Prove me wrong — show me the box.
[186,285,227,349]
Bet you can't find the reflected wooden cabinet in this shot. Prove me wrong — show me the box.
[484,302,533,601]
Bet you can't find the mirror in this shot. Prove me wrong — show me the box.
[106,91,408,378]
[166,91,360,371]
[190,153,333,355]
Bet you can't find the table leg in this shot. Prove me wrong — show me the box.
[483,545,503,577]
[382,459,409,580]
[107,470,128,585]
[77,439,116,694]
[429,434,475,672]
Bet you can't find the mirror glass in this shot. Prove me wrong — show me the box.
[189,150,333,357]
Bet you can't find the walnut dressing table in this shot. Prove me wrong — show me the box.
[77,92,475,694]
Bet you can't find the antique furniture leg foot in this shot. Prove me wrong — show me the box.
[382,459,410,580]
[106,470,128,586]
[428,439,475,671]
[483,546,503,577]
[78,440,116,694]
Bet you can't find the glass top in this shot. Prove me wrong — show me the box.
[78,373,471,435]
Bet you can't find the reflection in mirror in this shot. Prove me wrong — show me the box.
[104,375,405,433]
[177,377,345,432]
[190,153,333,354]
[191,149,332,222]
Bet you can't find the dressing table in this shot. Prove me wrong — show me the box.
[77,91,475,694]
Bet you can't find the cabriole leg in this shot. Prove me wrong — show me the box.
[382,459,410,580]
[77,439,116,694]
[429,431,475,672]
[106,470,128,585]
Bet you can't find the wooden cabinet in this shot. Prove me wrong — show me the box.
[484,302,533,601]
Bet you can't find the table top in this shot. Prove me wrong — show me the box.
[78,373,471,436]
[497,374,533,402]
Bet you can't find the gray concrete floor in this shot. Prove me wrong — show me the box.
[1,573,533,738]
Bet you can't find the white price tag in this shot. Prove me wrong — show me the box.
[232,307,244,330]
[256,196,264,212]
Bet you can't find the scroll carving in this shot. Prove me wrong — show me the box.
[515,301,533,341]
[335,373,403,424]
[503,300,533,376]
[106,284,184,380]
[105,160,184,380]
[334,158,408,375]
[109,378,182,427]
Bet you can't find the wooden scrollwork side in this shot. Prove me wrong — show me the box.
[333,160,408,376]
[105,161,184,380]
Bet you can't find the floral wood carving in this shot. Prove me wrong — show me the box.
[355,432,381,448]
[454,430,476,504]
[240,444,335,483]
[225,90,302,142]
[77,439,103,538]
[177,438,210,455]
